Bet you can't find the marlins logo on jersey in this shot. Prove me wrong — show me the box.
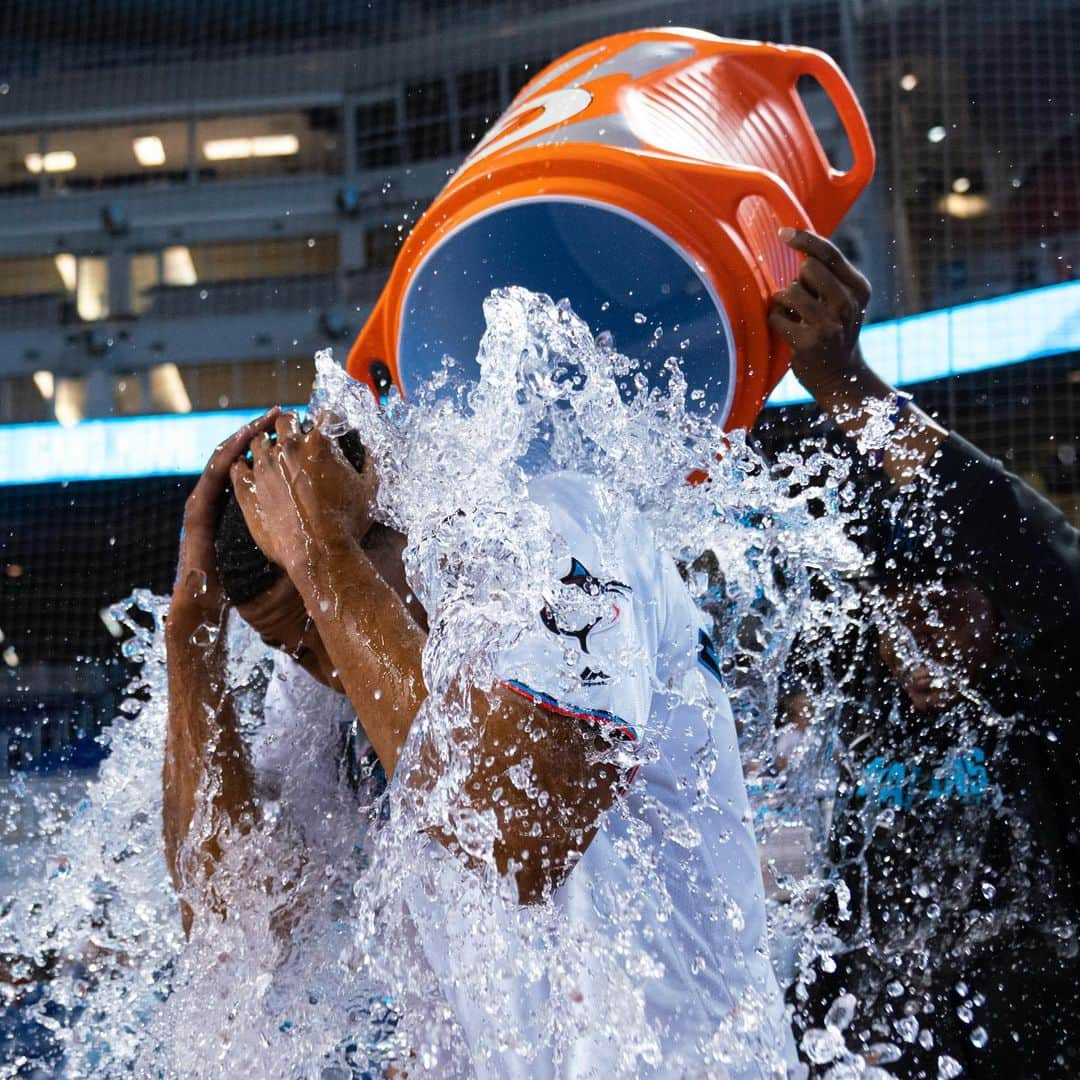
[540,556,631,660]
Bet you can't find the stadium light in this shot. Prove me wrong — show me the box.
[54,254,77,293]
[76,258,108,321]
[203,138,251,161]
[162,246,198,286]
[133,136,166,167]
[203,134,300,160]
[253,134,300,157]
[927,125,947,143]
[149,363,193,414]
[33,371,55,400]
[25,150,77,173]
[53,380,85,428]
[899,73,918,92]
[939,192,991,219]
[951,176,972,193]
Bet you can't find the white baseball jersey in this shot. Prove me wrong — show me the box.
[404,471,796,1078]
[250,470,795,1078]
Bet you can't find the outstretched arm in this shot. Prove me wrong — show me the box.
[163,409,279,934]
[769,228,1079,672]
[768,227,947,487]
[231,413,626,903]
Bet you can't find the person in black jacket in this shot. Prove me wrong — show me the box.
[768,228,1079,1078]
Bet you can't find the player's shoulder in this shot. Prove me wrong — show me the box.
[526,470,606,533]
[532,469,696,590]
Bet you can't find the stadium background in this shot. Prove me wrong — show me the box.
[0,0,1077,770]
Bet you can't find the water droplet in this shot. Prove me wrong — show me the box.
[825,993,856,1032]
[970,1026,988,1049]
[895,1016,919,1043]
[188,622,219,647]
[869,1041,902,1064]
[633,312,647,324]
[666,822,701,849]
[937,1054,963,1078]
[802,1026,845,1065]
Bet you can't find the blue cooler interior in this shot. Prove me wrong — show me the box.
[398,199,735,420]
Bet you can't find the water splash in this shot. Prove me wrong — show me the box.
[7,287,879,1076]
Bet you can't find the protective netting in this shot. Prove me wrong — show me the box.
[0,0,1076,669]
[0,2,1077,1077]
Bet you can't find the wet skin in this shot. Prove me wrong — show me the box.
[237,573,343,693]
[235,524,426,696]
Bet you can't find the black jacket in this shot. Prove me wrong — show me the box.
[823,433,1079,977]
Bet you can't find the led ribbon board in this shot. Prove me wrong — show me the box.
[1,409,306,486]
[1,279,1078,485]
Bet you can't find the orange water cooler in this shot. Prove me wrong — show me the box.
[346,28,875,430]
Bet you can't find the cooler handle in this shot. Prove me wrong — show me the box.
[783,46,877,230]
[698,161,812,401]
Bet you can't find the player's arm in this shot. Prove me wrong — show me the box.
[231,414,625,903]
[769,229,1079,665]
[768,227,947,487]
[163,409,279,934]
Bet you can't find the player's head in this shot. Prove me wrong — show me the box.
[874,570,998,713]
[213,426,367,692]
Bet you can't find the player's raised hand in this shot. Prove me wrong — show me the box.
[768,227,872,398]
[229,412,378,583]
[171,407,281,631]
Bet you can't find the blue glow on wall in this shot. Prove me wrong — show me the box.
[1,409,304,485]
[1,280,1078,485]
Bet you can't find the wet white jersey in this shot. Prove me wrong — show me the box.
[253,652,386,867]
[406,471,797,1079]
[254,653,361,829]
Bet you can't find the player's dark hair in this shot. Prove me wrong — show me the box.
[214,428,366,606]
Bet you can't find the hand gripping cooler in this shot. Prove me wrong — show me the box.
[346,28,875,430]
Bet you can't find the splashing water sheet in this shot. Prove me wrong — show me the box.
[3,288,884,1078]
